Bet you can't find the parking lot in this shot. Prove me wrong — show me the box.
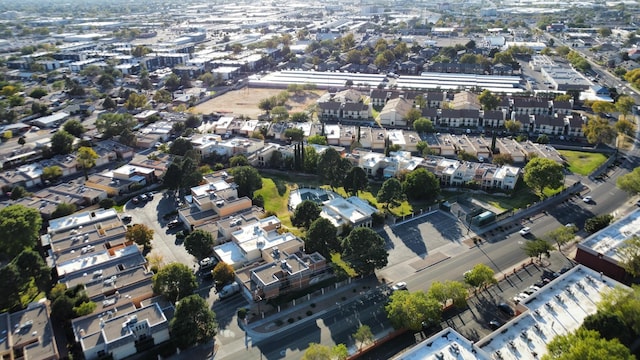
[441,251,574,342]
[124,190,197,268]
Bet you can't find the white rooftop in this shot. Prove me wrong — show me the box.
[191,180,231,197]
[394,328,488,360]
[477,265,624,360]
[56,245,140,277]
[48,208,118,234]
[579,208,640,262]
[398,265,628,360]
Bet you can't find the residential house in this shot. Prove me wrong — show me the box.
[512,97,551,115]
[377,98,414,127]
[0,302,59,360]
[482,109,507,128]
[450,91,481,111]
[438,109,479,128]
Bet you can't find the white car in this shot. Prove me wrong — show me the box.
[513,292,530,303]
[519,227,531,236]
[391,282,407,292]
[583,196,593,203]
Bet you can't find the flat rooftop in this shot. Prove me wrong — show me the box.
[394,328,487,360]
[579,208,640,262]
[9,302,58,360]
[477,265,621,359]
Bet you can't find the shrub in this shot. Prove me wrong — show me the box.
[288,318,295,324]
[237,308,247,320]
[99,198,116,209]
[306,310,312,316]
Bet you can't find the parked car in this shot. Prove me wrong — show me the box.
[140,194,148,202]
[519,227,531,236]
[498,303,515,317]
[488,320,502,330]
[391,282,408,292]
[167,219,182,229]
[131,196,140,204]
[121,215,132,223]
[583,196,593,203]
[513,292,530,303]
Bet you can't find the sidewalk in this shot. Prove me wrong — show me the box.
[244,275,385,342]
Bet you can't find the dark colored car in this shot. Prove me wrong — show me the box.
[167,219,182,229]
[498,303,515,317]
[488,320,502,330]
[121,215,132,223]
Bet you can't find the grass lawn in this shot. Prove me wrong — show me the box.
[559,150,608,176]
[254,177,301,237]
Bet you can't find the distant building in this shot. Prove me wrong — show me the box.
[0,302,60,360]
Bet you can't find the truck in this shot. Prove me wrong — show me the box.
[218,282,240,299]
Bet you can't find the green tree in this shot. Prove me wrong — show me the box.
[185,115,202,128]
[616,95,635,116]
[163,162,183,190]
[385,290,443,331]
[50,130,75,155]
[585,214,613,233]
[402,168,440,201]
[427,280,469,308]
[230,166,262,198]
[153,89,172,104]
[13,248,51,293]
[258,97,275,114]
[170,294,217,349]
[615,118,636,137]
[10,185,28,200]
[0,205,42,258]
[353,325,374,350]
[343,166,368,196]
[212,262,235,286]
[284,128,304,142]
[99,198,116,209]
[478,90,499,110]
[341,227,388,275]
[95,113,136,138]
[28,87,47,99]
[543,328,633,360]
[305,217,340,258]
[124,92,147,110]
[616,236,640,277]
[169,137,194,156]
[617,167,640,194]
[377,177,404,210]
[590,101,616,114]
[77,146,99,180]
[403,108,422,126]
[271,106,289,121]
[62,119,85,137]
[229,154,249,167]
[504,120,522,133]
[317,147,351,189]
[523,238,553,261]
[307,134,327,145]
[152,263,197,302]
[164,73,180,91]
[102,96,117,110]
[546,225,577,252]
[126,223,154,249]
[290,112,309,122]
[492,153,514,165]
[463,263,497,290]
[582,311,635,347]
[42,165,63,181]
[303,146,318,173]
[555,94,573,102]
[301,343,348,360]
[292,200,321,229]
[413,117,434,133]
[184,230,215,260]
[51,203,77,219]
[523,157,564,196]
[582,117,616,145]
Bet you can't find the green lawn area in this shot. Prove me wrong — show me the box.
[559,150,608,176]
[254,177,301,237]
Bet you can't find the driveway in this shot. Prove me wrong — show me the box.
[124,190,197,269]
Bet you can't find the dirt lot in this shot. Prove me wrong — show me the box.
[192,87,322,118]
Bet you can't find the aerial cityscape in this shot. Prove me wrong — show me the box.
[0,0,640,359]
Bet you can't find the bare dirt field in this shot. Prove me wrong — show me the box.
[192,87,323,118]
